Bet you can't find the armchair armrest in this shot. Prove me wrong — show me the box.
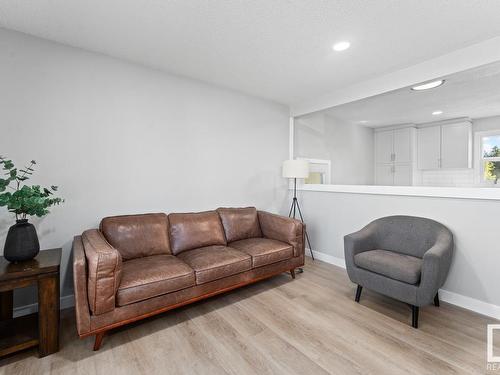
[82,229,123,315]
[258,211,304,257]
[344,224,377,274]
[417,231,454,304]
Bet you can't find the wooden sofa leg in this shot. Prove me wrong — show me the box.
[355,285,363,302]
[290,269,296,279]
[411,306,419,329]
[434,292,440,307]
[93,332,106,351]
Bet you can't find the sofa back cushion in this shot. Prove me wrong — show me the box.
[217,207,262,243]
[100,213,171,260]
[169,211,226,255]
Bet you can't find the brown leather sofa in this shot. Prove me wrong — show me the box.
[72,207,305,350]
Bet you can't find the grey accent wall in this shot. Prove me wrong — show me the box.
[0,28,290,307]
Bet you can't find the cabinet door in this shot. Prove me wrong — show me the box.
[393,164,412,186]
[393,128,412,163]
[417,126,441,170]
[375,131,394,164]
[441,122,472,169]
[376,164,394,186]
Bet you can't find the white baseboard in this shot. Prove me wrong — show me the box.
[307,248,346,268]
[13,294,75,318]
[438,289,500,320]
[306,248,500,320]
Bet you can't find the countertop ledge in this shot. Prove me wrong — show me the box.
[295,184,500,201]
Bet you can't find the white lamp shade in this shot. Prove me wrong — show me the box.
[282,159,309,179]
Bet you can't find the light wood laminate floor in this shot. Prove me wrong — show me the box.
[1,258,498,374]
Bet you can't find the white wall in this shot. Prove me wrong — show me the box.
[294,113,374,185]
[299,189,500,311]
[294,113,330,160]
[325,115,374,185]
[474,114,500,132]
[0,29,290,308]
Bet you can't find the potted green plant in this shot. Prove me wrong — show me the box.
[0,156,63,262]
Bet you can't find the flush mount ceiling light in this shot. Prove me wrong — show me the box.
[411,80,445,91]
[332,41,350,52]
[432,110,443,115]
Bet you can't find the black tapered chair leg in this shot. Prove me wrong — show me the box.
[411,305,419,328]
[355,285,363,302]
[434,292,440,307]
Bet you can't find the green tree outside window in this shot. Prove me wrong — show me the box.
[484,145,500,183]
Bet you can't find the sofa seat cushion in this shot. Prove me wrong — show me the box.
[354,249,423,285]
[177,245,252,285]
[116,255,195,306]
[229,238,293,268]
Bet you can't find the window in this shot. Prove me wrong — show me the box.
[477,131,500,185]
[297,158,331,185]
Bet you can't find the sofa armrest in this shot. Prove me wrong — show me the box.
[82,229,123,315]
[72,235,91,336]
[417,232,454,304]
[258,211,304,257]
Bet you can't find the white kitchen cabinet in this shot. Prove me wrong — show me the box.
[417,121,472,170]
[374,127,415,186]
[417,126,441,170]
[393,128,412,163]
[375,130,394,164]
[375,128,413,164]
[441,122,472,169]
[393,164,412,186]
[376,164,394,186]
[376,164,412,186]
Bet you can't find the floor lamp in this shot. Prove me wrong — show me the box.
[282,160,315,266]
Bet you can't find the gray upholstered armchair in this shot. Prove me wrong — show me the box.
[344,215,454,328]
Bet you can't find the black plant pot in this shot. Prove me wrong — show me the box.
[3,219,40,263]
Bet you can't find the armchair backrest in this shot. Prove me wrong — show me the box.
[370,215,452,258]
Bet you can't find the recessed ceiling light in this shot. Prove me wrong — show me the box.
[358,120,369,124]
[332,41,350,52]
[411,80,445,91]
[432,110,443,115]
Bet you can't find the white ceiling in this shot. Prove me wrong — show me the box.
[2,1,500,106]
[318,61,500,127]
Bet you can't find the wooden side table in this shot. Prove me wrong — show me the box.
[0,248,61,358]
